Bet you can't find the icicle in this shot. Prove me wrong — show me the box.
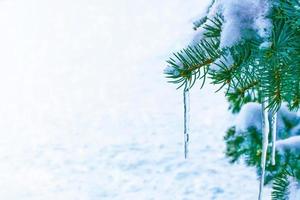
[183,86,190,159]
[271,112,277,165]
[258,99,270,200]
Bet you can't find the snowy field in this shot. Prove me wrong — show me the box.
[0,0,270,199]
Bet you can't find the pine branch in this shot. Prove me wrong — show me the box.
[165,14,224,89]
[271,168,295,200]
[165,38,222,89]
[165,0,300,111]
[202,15,223,38]
[210,42,255,93]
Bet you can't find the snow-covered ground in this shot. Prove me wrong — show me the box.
[0,0,270,199]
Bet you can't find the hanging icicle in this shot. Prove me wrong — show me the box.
[271,111,277,165]
[258,99,270,200]
[183,85,190,159]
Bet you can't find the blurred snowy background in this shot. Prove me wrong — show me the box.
[0,0,269,199]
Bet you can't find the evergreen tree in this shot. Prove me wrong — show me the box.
[164,0,300,199]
